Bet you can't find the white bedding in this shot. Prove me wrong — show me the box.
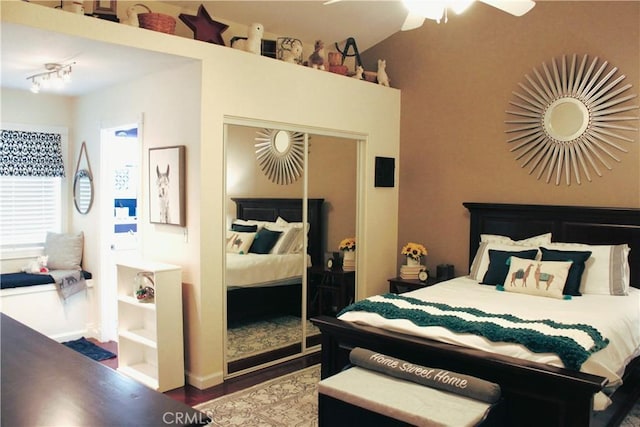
[226,253,310,288]
[338,276,640,410]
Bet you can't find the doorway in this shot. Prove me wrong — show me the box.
[99,122,141,341]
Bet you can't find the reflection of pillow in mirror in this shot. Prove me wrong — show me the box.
[249,228,282,254]
[232,219,273,230]
[265,223,293,254]
[231,223,258,232]
[226,231,255,254]
[45,231,84,270]
[502,258,572,300]
[481,233,552,246]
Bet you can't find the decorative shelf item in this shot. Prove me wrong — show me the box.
[505,53,639,186]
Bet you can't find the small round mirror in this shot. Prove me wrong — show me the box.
[543,97,589,142]
[273,130,291,155]
[73,169,93,214]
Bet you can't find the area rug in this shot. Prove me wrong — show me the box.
[195,364,640,427]
[227,316,320,361]
[62,337,116,361]
[195,365,320,426]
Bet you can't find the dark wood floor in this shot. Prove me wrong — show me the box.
[91,339,321,407]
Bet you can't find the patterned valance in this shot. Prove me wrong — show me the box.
[0,130,65,177]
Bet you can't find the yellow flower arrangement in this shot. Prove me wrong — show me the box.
[339,237,356,251]
[401,242,427,260]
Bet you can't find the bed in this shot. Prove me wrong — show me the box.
[226,198,324,323]
[312,202,640,427]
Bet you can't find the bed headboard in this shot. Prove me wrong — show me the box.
[232,198,325,267]
[464,202,640,288]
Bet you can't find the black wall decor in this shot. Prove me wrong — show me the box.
[374,156,395,187]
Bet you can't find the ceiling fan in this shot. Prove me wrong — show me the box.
[324,0,535,30]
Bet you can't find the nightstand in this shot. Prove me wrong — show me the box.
[388,276,442,294]
[308,266,355,316]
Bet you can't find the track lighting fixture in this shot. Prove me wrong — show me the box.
[26,62,75,94]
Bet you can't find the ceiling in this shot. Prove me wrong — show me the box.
[1,1,410,96]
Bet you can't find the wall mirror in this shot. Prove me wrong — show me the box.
[224,120,359,377]
[73,169,94,214]
[506,53,639,185]
[73,142,94,214]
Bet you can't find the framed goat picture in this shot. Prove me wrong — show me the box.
[149,146,185,226]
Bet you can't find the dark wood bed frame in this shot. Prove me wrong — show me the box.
[312,202,640,427]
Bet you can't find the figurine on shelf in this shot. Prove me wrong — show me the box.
[308,40,326,70]
[279,38,303,64]
[231,23,264,55]
[377,59,390,87]
[353,65,364,80]
[122,5,142,27]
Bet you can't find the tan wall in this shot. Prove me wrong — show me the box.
[362,1,640,278]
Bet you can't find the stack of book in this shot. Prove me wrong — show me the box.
[342,258,356,271]
[400,264,423,279]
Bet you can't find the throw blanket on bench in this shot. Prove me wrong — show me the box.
[49,270,87,300]
[339,293,609,370]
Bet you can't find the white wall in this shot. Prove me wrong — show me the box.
[2,1,401,389]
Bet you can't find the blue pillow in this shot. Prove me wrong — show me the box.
[249,228,282,254]
[540,247,592,296]
[481,249,539,285]
[231,223,258,232]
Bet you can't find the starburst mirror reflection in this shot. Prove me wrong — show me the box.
[255,129,307,185]
[505,54,639,185]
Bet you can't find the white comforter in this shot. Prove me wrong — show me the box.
[226,253,309,288]
[338,276,640,409]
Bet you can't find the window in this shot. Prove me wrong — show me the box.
[0,176,62,253]
[0,125,66,257]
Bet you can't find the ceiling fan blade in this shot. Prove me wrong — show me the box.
[401,12,426,31]
[479,0,535,16]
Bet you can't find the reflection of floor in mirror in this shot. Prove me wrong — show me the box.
[227,315,320,362]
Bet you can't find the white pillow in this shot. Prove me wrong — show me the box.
[481,233,552,246]
[275,217,308,254]
[503,257,572,299]
[226,231,255,254]
[45,231,84,270]
[469,242,541,282]
[544,243,630,295]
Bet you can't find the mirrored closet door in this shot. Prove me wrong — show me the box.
[224,121,358,376]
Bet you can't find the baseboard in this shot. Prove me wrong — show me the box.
[186,369,224,390]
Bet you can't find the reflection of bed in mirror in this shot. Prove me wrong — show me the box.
[226,198,324,373]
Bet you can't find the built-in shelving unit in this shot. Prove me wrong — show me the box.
[116,261,184,392]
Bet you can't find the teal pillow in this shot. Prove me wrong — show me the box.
[249,228,282,254]
[540,247,592,296]
[231,223,258,232]
[481,249,539,285]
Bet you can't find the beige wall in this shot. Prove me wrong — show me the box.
[362,1,640,278]
[225,125,357,253]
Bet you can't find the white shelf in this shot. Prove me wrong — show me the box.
[119,329,157,349]
[118,364,159,390]
[116,261,184,392]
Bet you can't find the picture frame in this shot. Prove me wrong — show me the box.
[149,146,185,226]
[93,0,117,14]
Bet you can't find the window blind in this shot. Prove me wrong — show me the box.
[0,176,62,252]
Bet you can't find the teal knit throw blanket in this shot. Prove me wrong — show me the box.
[338,293,609,370]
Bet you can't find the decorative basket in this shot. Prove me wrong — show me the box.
[135,4,176,34]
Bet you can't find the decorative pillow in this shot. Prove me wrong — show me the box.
[249,228,282,254]
[44,231,84,270]
[231,223,258,232]
[481,250,539,285]
[275,217,307,254]
[470,242,540,282]
[540,247,592,296]
[268,225,301,254]
[481,233,552,246]
[226,231,255,254]
[544,243,630,295]
[501,257,573,299]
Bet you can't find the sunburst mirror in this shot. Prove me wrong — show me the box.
[505,54,639,185]
[255,129,307,185]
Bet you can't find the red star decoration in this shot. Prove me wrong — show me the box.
[179,5,229,46]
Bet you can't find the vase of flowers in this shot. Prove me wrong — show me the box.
[339,237,356,261]
[401,242,427,266]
